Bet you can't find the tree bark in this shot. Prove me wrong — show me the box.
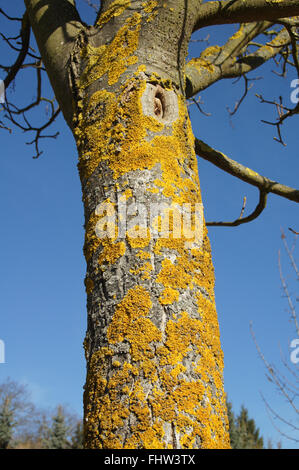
[26,0,231,449]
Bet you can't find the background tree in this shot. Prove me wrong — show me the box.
[0,378,36,448]
[0,378,83,449]
[1,0,299,449]
[71,420,84,449]
[227,400,264,449]
[0,396,15,449]
[42,405,72,449]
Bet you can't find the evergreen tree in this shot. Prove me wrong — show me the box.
[226,400,238,449]
[227,401,264,449]
[236,406,264,449]
[43,406,71,449]
[71,420,84,449]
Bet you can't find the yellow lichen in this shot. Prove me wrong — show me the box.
[130,261,153,280]
[142,0,158,14]
[158,286,179,305]
[126,226,151,249]
[81,12,141,89]
[156,258,192,289]
[97,0,131,28]
[98,240,126,266]
[84,277,94,295]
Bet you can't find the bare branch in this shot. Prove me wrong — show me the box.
[278,248,299,337]
[195,138,299,203]
[226,75,262,116]
[206,189,268,227]
[261,393,299,442]
[257,93,299,146]
[250,233,298,442]
[250,323,299,416]
[4,13,30,90]
[0,8,22,22]
[281,228,299,281]
[0,5,70,157]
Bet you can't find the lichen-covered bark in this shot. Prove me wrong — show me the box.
[69,0,230,449]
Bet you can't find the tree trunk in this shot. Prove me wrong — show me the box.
[30,0,230,449]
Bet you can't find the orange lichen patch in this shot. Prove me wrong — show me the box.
[84,347,129,449]
[153,308,230,449]
[142,0,158,14]
[107,285,158,343]
[144,0,159,22]
[123,411,165,449]
[130,261,153,280]
[188,45,221,74]
[156,258,192,289]
[118,188,133,201]
[191,231,216,299]
[136,249,151,260]
[96,0,131,28]
[80,13,141,89]
[154,225,216,302]
[84,284,229,448]
[261,29,289,54]
[84,277,94,295]
[153,179,164,187]
[120,381,165,449]
[230,24,244,41]
[126,226,151,249]
[170,362,186,379]
[84,286,164,448]
[201,45,222,58]
[196,292,222,357]
[146,186,159,194]
[158,287,179,305]
[76,90,117,181]
[98,240,126,266]
[157,311,201,366]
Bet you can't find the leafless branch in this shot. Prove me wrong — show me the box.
[195,138,299,202]
[250,232,298,442]
[206,190,268,227]
[0,7,61,157]
[227,75,262,116]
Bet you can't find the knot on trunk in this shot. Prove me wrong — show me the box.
[141,82,178,124]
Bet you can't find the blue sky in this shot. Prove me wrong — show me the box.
[0,1,298,448]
